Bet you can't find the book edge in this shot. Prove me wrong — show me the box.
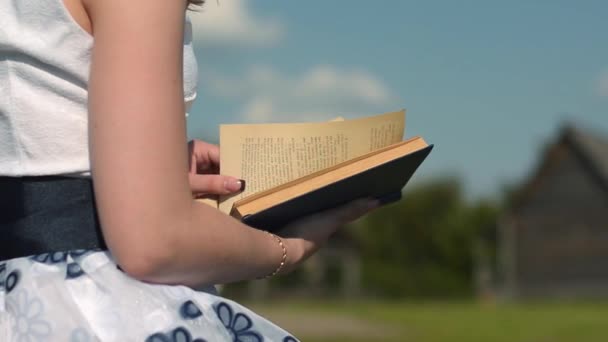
[238,145,433,228]
[232,139,431,217]
[231,135,423,213]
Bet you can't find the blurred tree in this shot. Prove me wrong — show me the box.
[354,177,500,298]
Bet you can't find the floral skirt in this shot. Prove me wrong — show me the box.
[0,250,298,342]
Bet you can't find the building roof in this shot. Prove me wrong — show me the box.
[509,122,608,210]
[566,124,608,185]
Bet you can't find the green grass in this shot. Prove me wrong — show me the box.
[247,300,608,342]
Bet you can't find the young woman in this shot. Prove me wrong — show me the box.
[0,0,378,340]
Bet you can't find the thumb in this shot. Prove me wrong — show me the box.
[189,174,246,195]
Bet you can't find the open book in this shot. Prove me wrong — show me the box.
[198,110,432,231]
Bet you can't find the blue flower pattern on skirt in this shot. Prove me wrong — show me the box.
[29,250,97,279]
[66,262,86,279]
[215,301,263,342]
[70,327,93,342]
[5,269,20,293]
[180,300,203,320]
[31,251,69,264]
[30,249,98,265]
[0,262,6,289]
[68,249,95,258]
[8,289,53,341]
[146,326,206,342]
[1,250,297,341]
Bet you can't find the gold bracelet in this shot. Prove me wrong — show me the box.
[260,231,287,279]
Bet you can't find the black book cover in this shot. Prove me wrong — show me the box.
[241,144,433,232]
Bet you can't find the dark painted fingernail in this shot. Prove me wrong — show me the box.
[238,179,246,192]
[224,179,243,192]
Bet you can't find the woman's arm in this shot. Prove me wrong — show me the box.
[84,0,375,287]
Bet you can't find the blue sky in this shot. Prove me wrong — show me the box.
[186,0,608,200]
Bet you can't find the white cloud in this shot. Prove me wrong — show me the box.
[188,0,283,46]
[296,66,391,104]
[202,65,395,122]
[598,69,608,97]
[241,96,275,122]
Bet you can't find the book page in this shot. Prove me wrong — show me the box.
[218,110,405,213]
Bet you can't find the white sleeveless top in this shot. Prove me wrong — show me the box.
[0,0,198,176]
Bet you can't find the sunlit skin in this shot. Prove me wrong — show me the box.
[61,0,378,287]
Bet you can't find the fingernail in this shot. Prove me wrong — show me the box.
[225,179,246,192]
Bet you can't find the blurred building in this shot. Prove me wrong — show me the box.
[499,123,608,298]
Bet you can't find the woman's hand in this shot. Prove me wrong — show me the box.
[276,198,379,274]
[187,139,245,197]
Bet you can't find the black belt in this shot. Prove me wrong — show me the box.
[0,176,107,261]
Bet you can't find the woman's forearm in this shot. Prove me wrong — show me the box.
[127,201,291,287]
